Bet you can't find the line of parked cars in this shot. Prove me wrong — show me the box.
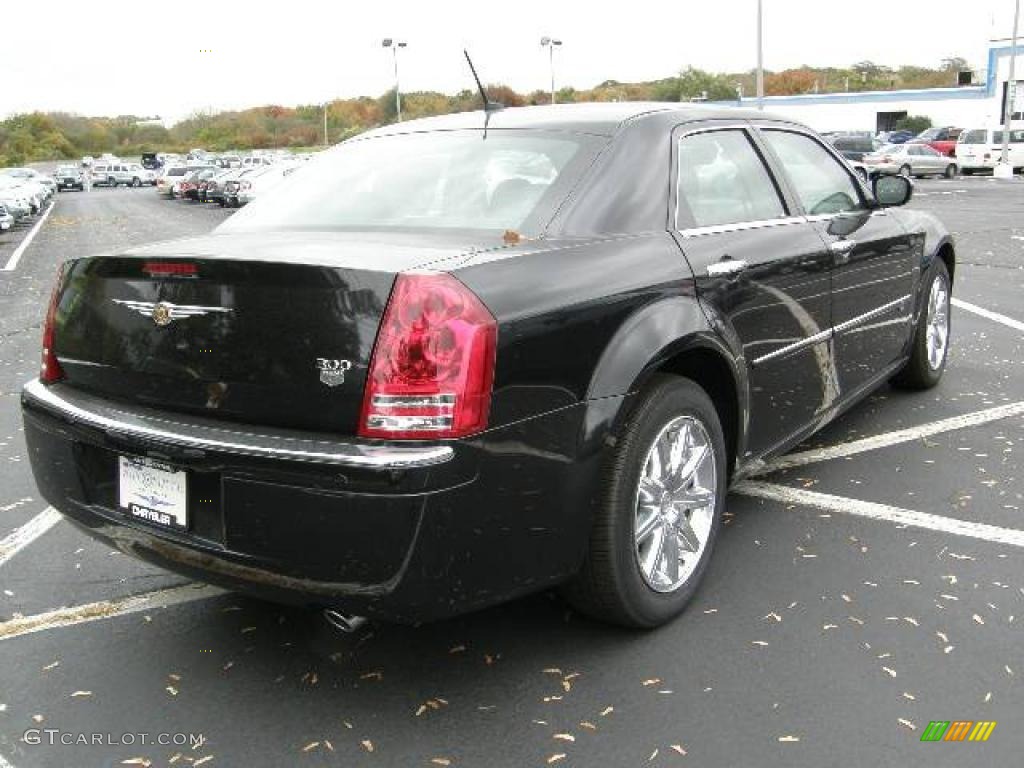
[0,168,56,228]
[156,155,307,208]
[829,122,1024,178]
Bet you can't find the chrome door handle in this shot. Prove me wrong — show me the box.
[707,259,748,277]
[830,239,856,254]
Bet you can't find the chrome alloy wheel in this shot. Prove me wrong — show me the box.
[926,272,950,370]
[633,415,717,593]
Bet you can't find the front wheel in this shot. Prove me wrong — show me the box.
[943,164,957,179]
[900,164,913,178]
[561,376,726,628]
[892,260,951,389]
[132,177,141,187]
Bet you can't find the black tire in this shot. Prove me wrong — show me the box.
[892,259,951,390]
[943,164,957,179]
[108,177,117,188]
[132,177,141,187]
[900,164,913,178]
[561,375,727,628]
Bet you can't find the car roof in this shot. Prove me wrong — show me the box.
[358,101,785,139]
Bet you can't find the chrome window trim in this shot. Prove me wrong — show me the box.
[677,215,805,239]
[21,379,454,469]
[751,295,910,367]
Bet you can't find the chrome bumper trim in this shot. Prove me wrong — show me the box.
[21,379,453,469]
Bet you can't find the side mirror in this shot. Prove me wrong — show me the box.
[873,174,913,207]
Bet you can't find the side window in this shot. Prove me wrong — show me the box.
[675,129,785,229]
[761,130,866,216]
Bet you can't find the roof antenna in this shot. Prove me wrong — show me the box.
[464,49,504,113]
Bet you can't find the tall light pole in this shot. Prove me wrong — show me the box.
[996,0,1021,178]
[756,0,765,110]
[323,102,329,147]
[541,37,562,104]
[382,38,407,121]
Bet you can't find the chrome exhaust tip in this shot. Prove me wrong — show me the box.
[323,609,368,634]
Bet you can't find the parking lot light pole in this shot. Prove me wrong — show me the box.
[756,0,765,110]
[540,37,562,104]
[996,0,1021,178]
[323,103,329,147]
[382,39,407,122]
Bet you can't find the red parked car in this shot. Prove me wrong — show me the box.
[911,127,962,157]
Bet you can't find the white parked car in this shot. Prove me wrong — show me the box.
[92,163,154,187]
[236,163,300,206]
[955,127,1024,174]
[156,166,190,197]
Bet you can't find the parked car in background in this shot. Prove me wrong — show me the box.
[0,203,13,231]
[3,167,58,196]
[54,165,86,191]
[240,155,273,170]
[22,104,955,629]
[862,143,958,178]
[141,153,163,170]
[180,168,219,201]
[911,126,961,157]
[876,129,915,145]
[955,127,1024,174]
[0,177,40,218]
[829,134,878,162]
[235,162,300,206]
[156,166,190,197]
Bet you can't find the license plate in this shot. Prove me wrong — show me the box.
[118,456,188,530]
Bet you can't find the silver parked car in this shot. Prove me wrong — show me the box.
[862,143,959,178]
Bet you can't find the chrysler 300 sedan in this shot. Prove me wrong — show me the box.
[22,103,954,628]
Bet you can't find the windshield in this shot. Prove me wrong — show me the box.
[219,130,599,235]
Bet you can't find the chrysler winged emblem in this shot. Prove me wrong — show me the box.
[112,299,232,326]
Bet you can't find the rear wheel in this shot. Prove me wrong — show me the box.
[893,260,951,389]
[107,177,117,188]
[132,177,141,187]
[943,164,957,179]
[561,376,726,628]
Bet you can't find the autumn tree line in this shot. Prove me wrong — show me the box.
[0,58,970,165]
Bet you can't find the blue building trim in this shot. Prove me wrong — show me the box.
[710,44,1023,108]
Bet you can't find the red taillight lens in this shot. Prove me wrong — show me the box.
[143,261,197,277]
[40,265,66,384]
[359,272,497,440]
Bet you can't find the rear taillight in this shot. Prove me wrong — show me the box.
[40,265,66,384]
[359,272,497,440]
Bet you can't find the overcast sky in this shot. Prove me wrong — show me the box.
[2,0,1017,123]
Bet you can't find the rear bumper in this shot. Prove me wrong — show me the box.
[21,380,600,622]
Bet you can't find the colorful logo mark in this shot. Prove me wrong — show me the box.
[920,721,996,742]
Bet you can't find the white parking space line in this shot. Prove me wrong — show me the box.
[0,750,16,768]
[0,507,61,568]
[952,298,1024,334]
[1,201,56,272]
[735,481,1024,548]
[755,400,1024,474]
[0,583,225,642]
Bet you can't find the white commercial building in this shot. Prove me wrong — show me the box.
[721,42,1024,134]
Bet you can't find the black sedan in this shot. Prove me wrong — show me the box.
[22,103,954,628]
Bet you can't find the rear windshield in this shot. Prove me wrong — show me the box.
[166,167,188,177]
[219,130,602,235]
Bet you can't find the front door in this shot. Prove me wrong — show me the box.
[671,125,836,460]
[759,128,917,398]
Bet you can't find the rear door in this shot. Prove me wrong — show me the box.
[671,124,836,459]
[759,127,916,399]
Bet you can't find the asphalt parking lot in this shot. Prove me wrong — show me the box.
[0,178,1022,767]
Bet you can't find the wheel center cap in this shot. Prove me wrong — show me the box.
[660,492,676,522]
